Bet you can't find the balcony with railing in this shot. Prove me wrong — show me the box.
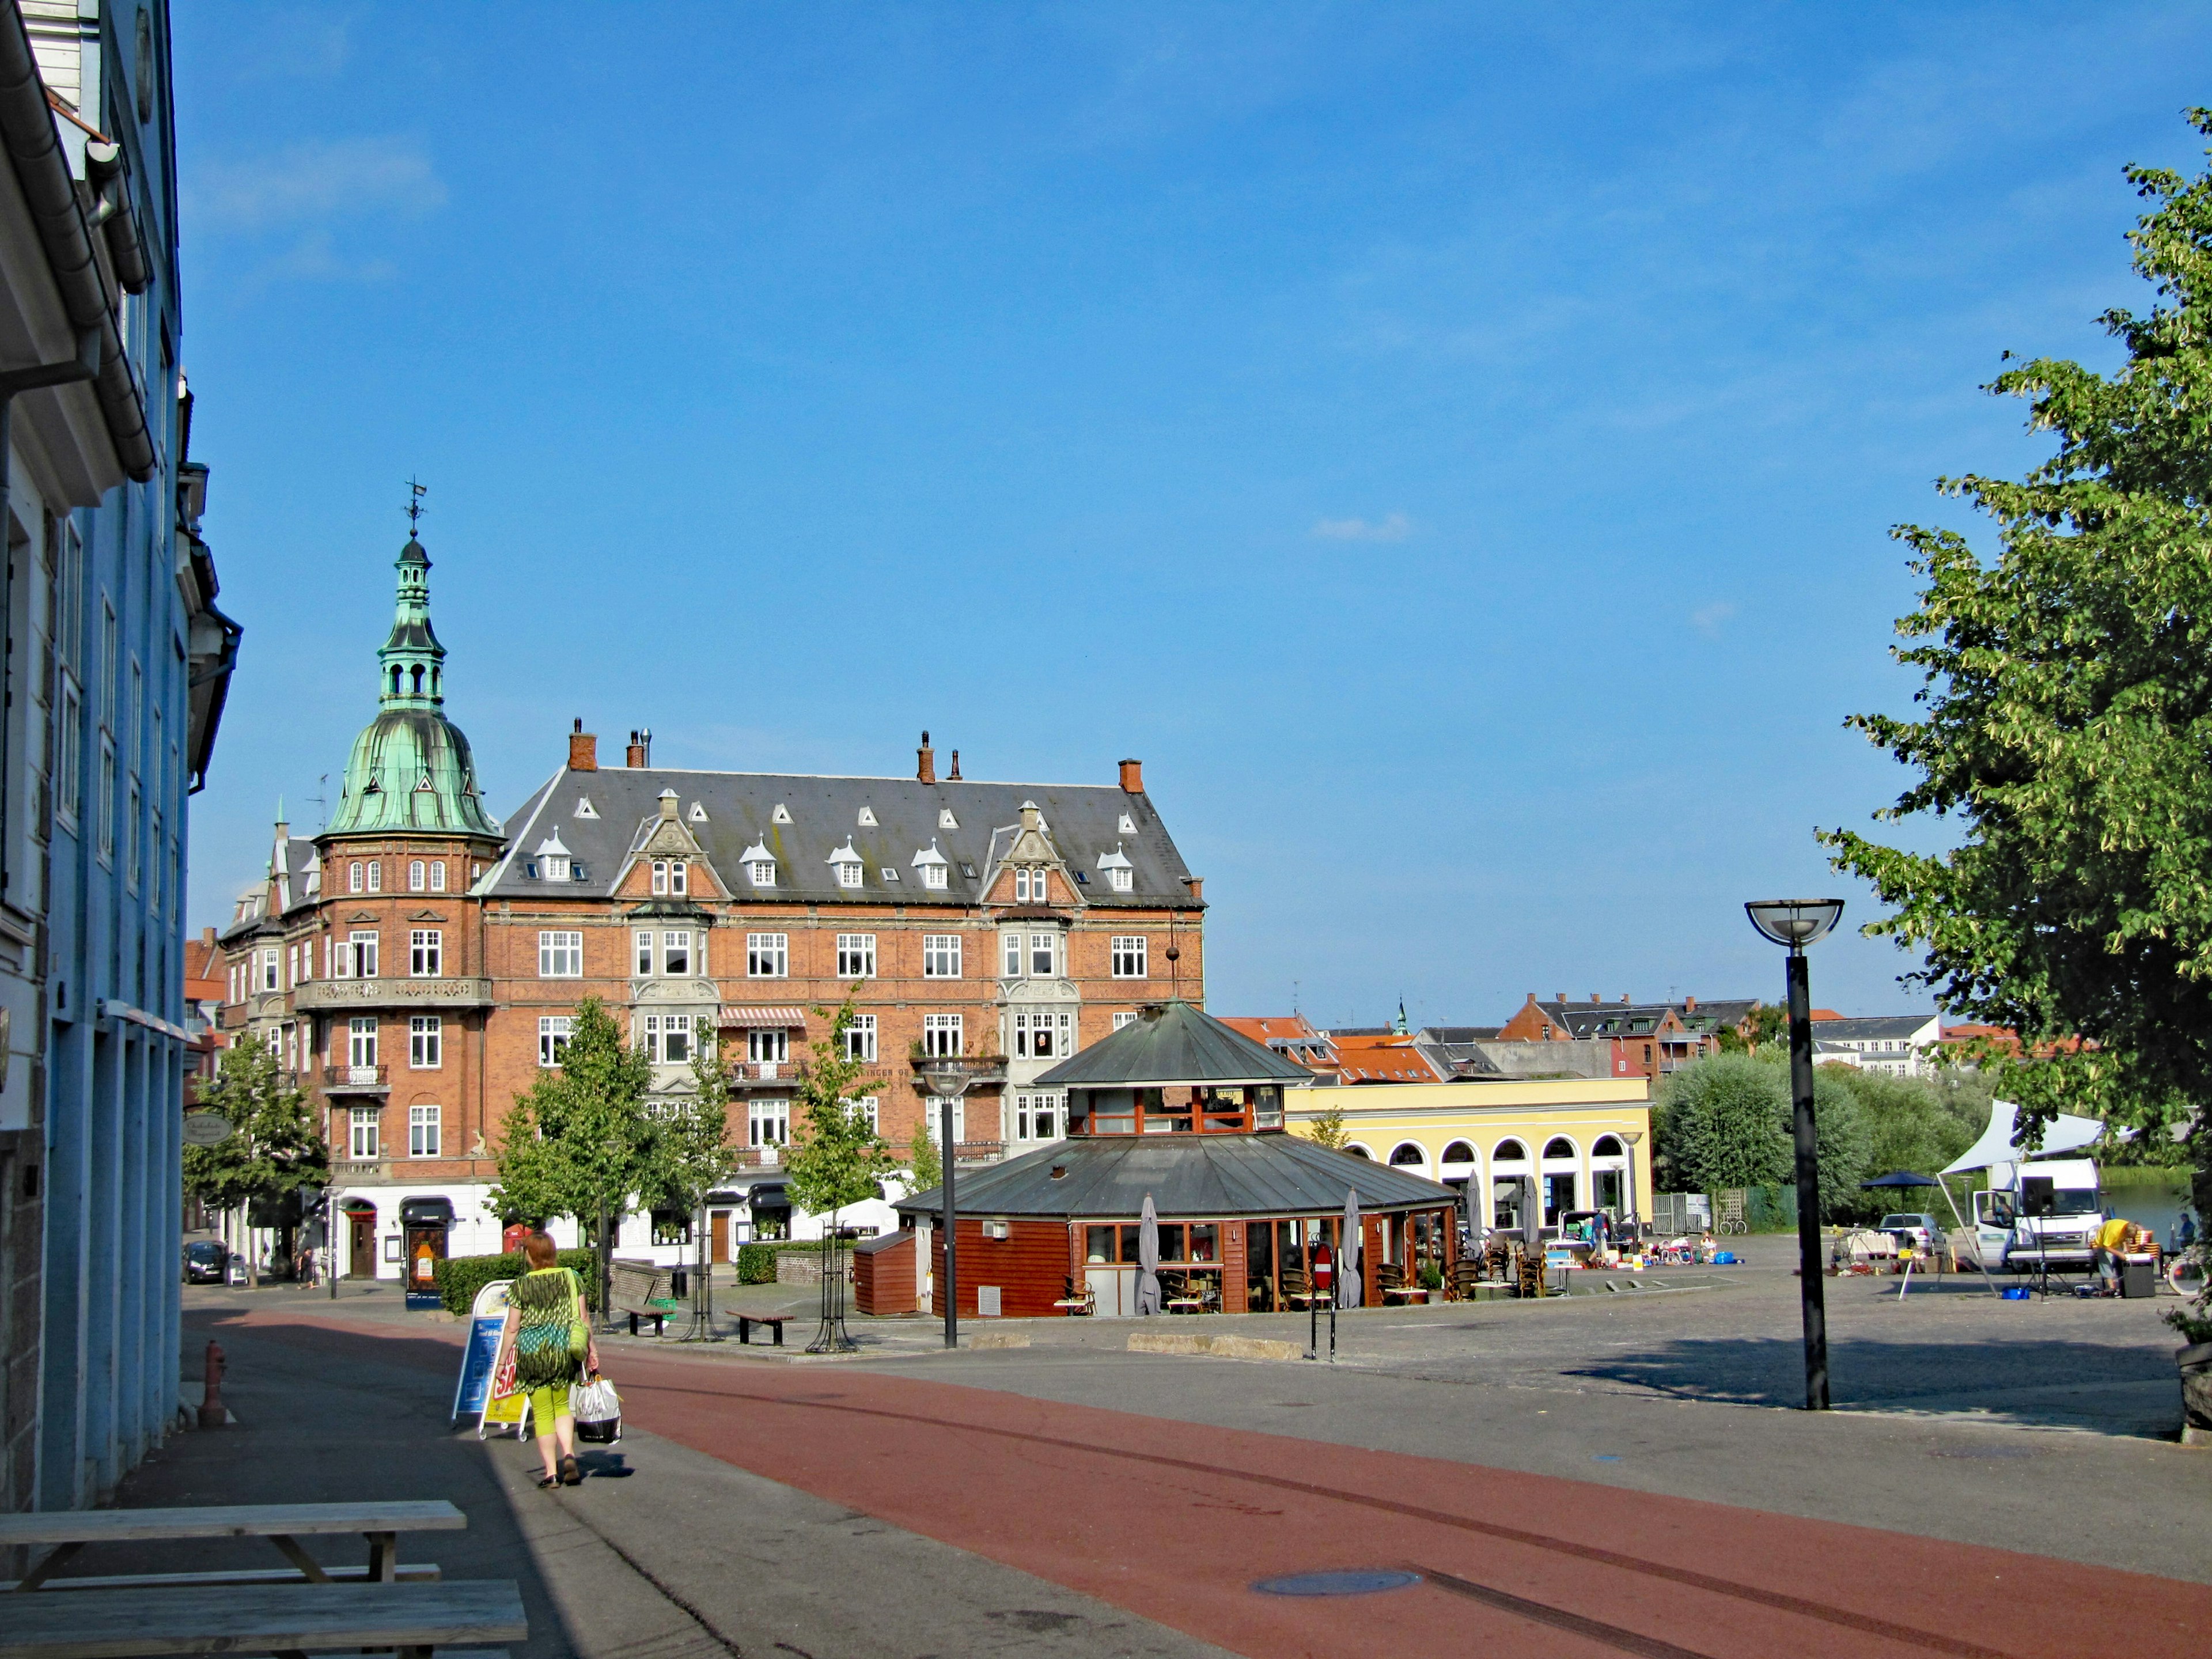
[952,1140,1004,1166]
[323,1063,391,1094]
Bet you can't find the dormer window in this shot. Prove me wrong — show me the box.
[1015,867,1048,903]
[533,831,571,884]
[857,806,877,827]
[1097,843,1135,893]
[740,840,776,888]
[652,859,688,896]
[912,842,950,891]
[827,842,865,889]
[1118,813,1137,835]
[938,808,958,830]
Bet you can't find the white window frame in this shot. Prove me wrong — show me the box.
[645,1014,692,1065]
[1111,935,1147,979]
[408,1103,441,1158]
[747,858,774,888]
[349,1106,379,1160]
[662,930,691,976]
[834,858,862,889]
[257,948,279,993]
[836,933,876,979]
[1013,1007,1074,1059]
[747,932,788,978]
[851,1096,879,1131]
[349,861,363,893]
[1012,1091,1061,1142]
[842,1014,877,1063]
[922,862,948,891]
[1113,1010,1139,1031]
[538,1016,573,1067]
[409,929,442,978]
[922,1012,962,1058]
[922,933,961,979]
[347,929,379,979]
[1109,866,1133,893]
[409,1014,442,1070]
[408,859,426,891]
[635,929,655,976]
[749,1098,789,1147]
[1029,932,1057,978]
[1002,930,1021,978]
[747,1027,789,1065]
[539,930,583,977]
[348,1017,377,1067]
[366,860,382,892]
[430,860,446,892]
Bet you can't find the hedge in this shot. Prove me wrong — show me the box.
[431,1249,602,1316]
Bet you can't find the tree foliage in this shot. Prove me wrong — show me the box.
[1821,111,2212,1207]
[638,1046,737,1222]
[1303,1103,1349,1150]
[782,996,896,1225]
[1656,1055,1791,1195]
[906,1122,941,1194]
[488,996,656,1308]
[183,1032,328,1215]
[1714,1004,1787,1056]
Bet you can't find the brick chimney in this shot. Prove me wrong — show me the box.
[569,719,597,772]
[917,730,935,785]
[1119,758,1143,793]
[1184,875,1203,901]
[1684,995,1698,1013]
[626,728,651,767]
[200,926,215,947]
[949,749,961,781]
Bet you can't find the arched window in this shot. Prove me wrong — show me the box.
[1441,1141,1476,1165]
[1493,1138,1528,1164]
[388,666,402,696]
[1543,1137,1577,1161]
[408,861,425,891]
[1592,1134,1624,1158]
[1344,1143,1373,1160]
[410,664,425,694]
[1389,1142,1425,1168]
[430,668,441,697]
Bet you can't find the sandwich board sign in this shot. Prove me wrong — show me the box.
[450,1279,513,1427]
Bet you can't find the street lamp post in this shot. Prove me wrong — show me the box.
[1744,897,1846,1411]
[1619,1130,1643,1240]
[911,1054,996,1350]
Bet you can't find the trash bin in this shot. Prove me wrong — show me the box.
[670,1266,689,1299]
[2122,1257,2157,1298]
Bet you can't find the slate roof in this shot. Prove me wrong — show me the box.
[1536,997,1759,1040]
[1033,1001,1312,1088]
[1810,1014,1941,1043]
[895,1130,1457,1220]
[482,765,1196,909]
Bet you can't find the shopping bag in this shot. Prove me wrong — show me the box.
[571,1376,622,1445]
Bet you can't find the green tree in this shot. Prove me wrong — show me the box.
[1821,1067,1986,1219]
[184,1033,328,1285]
[1304,1103,1349,1150]
[1655,1055,1790,1195]
[783,996,897,1231]
[637,1046,738,1323]
[488,996,656,1323]
[1715,1004,1787,1056]
[1808,1068,1874,1221]
[906,1122,942,1194]
[1822,112,2212,1224]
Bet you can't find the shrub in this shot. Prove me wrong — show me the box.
[431,1249,601,1316]
[736,1238,830,1284]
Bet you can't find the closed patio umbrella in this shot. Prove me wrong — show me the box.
[1339,1187,1362,1309]
[1135,1193,1162,1316]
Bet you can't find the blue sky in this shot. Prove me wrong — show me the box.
[175,3,2212,1026]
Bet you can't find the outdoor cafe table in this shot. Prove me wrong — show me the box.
[0,1500,466,1592]
[0,1578,526,1659]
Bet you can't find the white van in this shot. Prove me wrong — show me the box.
[1945,1101,2107,1272]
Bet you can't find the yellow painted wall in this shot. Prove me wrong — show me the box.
[1285,1079,1654,1218]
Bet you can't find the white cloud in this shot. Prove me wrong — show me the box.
[1311,512,1412,543]
[187,137,445,236]
[1691,601,1737,638]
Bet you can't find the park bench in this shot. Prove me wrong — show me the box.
[0,1499,465,1593]
[609,1259,681,1336]
[735,1313,788,1346]
[0,1578,524,1659]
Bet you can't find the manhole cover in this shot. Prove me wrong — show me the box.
[1253,1570,1422,1598]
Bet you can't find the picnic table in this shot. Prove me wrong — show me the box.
[0,1499,466,1592]
[0,1578,525,1659]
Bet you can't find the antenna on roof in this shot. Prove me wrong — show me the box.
[308,773,328,832]
[406,476,427,533]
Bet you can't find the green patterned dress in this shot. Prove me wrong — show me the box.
[509,1267,585,1414]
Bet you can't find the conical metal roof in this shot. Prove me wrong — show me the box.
[1033,999,1317,1088]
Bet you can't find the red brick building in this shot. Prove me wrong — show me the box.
[221,534,1206,1277]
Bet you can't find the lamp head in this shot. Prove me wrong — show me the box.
[1744,898,1844,951]
[912,1053,975,1101]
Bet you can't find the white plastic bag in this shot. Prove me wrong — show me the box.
[570,1376,621,1445]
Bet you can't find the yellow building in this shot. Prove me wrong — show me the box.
[1286,1079,1653,1230]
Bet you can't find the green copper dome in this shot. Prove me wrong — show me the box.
[325,535,501,839]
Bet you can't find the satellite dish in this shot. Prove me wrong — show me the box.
[182,1113,233,1147]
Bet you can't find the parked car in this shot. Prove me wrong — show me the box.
[182,1240,229,1284]
[1877,1213,1947,1254]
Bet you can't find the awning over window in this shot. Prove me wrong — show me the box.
[719,1006,806,1028]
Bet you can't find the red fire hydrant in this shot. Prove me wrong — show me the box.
[198,1339,227,1429]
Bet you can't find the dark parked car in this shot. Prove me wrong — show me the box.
[183,1240,229,1284]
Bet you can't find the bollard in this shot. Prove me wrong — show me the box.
[197,1339,227,1429]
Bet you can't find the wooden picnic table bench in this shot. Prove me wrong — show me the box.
[0,1577,525,1659]
[0,1499,465,1592]
[735,1313,787,1346]
[609,1259,681,1336]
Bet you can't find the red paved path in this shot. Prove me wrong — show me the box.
[207,1306,2212,1659]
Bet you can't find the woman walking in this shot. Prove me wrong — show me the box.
[495,1232,597,1488]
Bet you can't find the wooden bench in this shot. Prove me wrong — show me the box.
[609,1259,681,1336]
[735,1313,787,1346]
[0,1578,525,1659]
[0,1499,466,1593]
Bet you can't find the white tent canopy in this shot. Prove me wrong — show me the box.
[1942,1099,2106,1176]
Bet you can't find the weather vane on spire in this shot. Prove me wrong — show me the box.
[406,476,427,534]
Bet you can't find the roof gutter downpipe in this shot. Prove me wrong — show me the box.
[0,0,154,482]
